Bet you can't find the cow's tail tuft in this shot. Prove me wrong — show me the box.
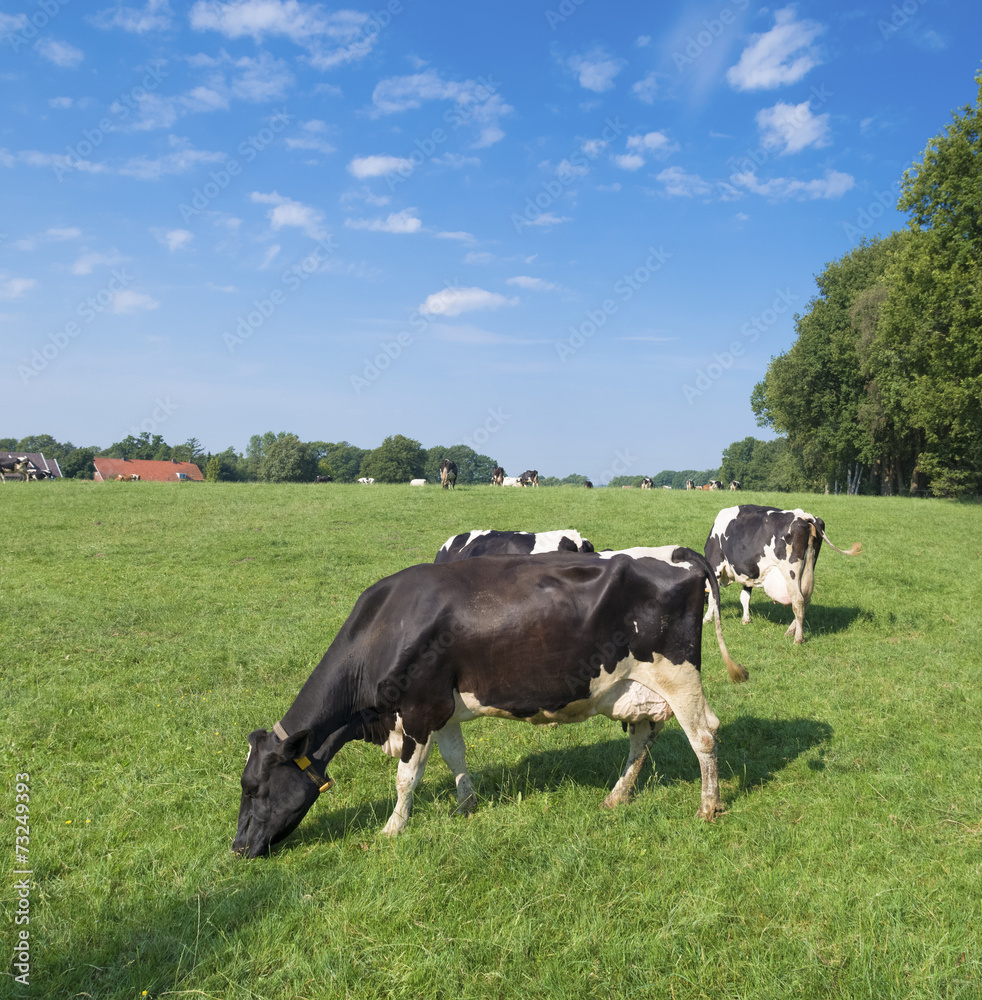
[704,563,748,684]
[822,532,862,557]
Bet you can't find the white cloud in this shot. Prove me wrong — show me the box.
[117,137,225,179]
[522,212,571,228]
[435,230,476,242]
[35,38,84,68]
[157,228,193,251]
[567,49,624,93]
[556,156,589,180]
[92,0,173,33]
[0,14,28,38]
[727,6,824,91]
[632,72,658,104]
[111,289,159,313]
[614,153,646,171]
[347,154,413,178]
[614,132,677,170]
[190,1,378,70]
[418,285,519,318]
[260,245,281,269]
[507,276,558,292]
[636,35,651,47]
[656,166,712,197]
[435,153,481,169]
[464,251,495,265]
[0,275,37,300]
[71,250,125,275]
[49,96,75,109]
[733,168,854,200]
[285,135,336,155]
[47,227,82,241]
[756,101,830,154]
[345,208,422,234]
[251,190,327,238]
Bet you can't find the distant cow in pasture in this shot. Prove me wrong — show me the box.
[685,480,695,490]
[640,478,653,489]
[115,473,140,481]
[314,476,332,483]
[502,476,523,487]
[662,485,672,490]
[439,459,458,490]
[357,478,375,485]
[491,466,505,486]
[729,481,741,490]
[704,504,861,644]
[232,547,747,856]
[434,528,595,563]
[584,480,594,488]
[410,479,426,486]
[1,456,34,482]
[519,469,539,488]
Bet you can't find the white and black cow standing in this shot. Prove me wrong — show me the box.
[434,528,595,562]
[703,504,861,643]
[233,548,748,857]
[439,459,458,490]
[490,466,505,486]
[519,469,539,487]
[640,477,653,489]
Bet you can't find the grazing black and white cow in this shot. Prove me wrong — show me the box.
[491,466,505,486]
[502,476,523,487]
[640,477,653,489]
[729,481,741,491]
[434,528,595,563]
[704,504,862,643]
[357,477,375,484]
[685,480,695,490]
[314,475,332,483]
[519,469,538,487]
[584,480,594,489]
[233,548,748,857]
[439,459,458,490]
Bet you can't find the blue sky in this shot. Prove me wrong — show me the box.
[2,0,979,482]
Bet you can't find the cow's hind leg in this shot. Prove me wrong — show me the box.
[381,733,435,836]
[602,719,665,808]
[435,723,477,815]
[740,586,753,624]
[785,581,807,643]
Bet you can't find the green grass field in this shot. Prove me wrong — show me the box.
[2,482,980,999]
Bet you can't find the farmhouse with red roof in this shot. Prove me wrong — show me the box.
[93,458,204,482]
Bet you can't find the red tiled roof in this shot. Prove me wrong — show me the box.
[93,458,204,482]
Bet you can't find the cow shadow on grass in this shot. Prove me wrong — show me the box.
[720,600,866,636]
[297,715,833,845]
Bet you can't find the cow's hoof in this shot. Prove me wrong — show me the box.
[696,804,724,822]
[601,793,627,809]
[455,796,477,816]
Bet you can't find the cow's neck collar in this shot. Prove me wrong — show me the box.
[272,720,334,793]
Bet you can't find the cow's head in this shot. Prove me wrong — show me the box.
[233,727,330,858]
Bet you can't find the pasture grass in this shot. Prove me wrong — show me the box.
[2,481,980,999]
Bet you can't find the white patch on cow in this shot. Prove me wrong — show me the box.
[381,714,405,758]
[529,529,586,554]
[245,744,252,764]
[762,566,792,604]
[598,545,687,567]
[451,651,675,728]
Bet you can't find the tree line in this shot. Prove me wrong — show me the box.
[751,67,982,496]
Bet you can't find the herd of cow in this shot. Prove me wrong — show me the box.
[233,503,861,858]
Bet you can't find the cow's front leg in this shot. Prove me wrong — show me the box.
[381,733,435,836]
[435,722,477,815]
[602,719,665,808]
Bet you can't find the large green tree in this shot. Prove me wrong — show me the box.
[258,433,318,483]
[360,435,426,482]
[318,441,368,482]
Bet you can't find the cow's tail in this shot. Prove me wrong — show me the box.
[680,549,748,683]
[821,531,862,556]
